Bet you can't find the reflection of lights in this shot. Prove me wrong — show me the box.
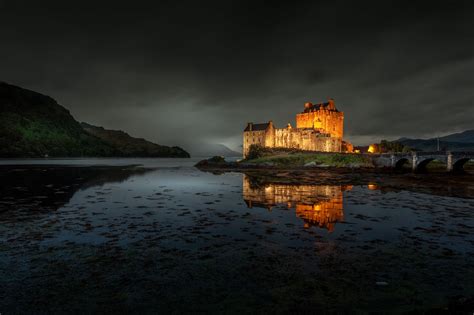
[354,149,361,154]
[242,175,347,232]
[367,183,378,190]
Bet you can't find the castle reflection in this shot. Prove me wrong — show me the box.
[242,174,352,232]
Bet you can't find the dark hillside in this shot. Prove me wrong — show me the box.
[0,82,189,157]
[81,123,189,158]
[0,82,117,157]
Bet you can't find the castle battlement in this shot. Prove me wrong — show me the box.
[243,99,352,157]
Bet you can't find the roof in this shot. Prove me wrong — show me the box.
[312,102,330,109]
[303,101,339,113]
[244,122,270,131]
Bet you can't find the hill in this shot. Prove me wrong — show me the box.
[0,81,189,158]
[396,139,474,152]
[438,130,474,143]
[395,130,474,152]
[81,123,189,158]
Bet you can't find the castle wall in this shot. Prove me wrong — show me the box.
[244,127,342,157]
[264,123,275,148]
[274,128,341,152]
[243,130,266,157]
[296,109,344,139]
[274,128,294,149]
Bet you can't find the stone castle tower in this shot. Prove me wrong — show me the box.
[243,98,352,157]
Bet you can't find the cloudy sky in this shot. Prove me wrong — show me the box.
[1,0,473,152]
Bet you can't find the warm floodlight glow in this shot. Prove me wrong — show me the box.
[367,183,378,190]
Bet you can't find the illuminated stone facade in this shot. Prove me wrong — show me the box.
[243,99,352,157]
[242,174,352,232]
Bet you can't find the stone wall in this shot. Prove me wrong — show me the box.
[295,109,344,139]
[274,127,341,152]
[243,126,342,157]
[243,130,266,157]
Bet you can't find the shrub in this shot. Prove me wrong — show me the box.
[246,144,266,160]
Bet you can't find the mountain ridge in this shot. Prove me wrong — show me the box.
[438,130,474,143]
[81,122,189,158]
[0,81,189,158]
[394,130,474,152]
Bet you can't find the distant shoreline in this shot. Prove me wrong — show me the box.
[195,153,474,173]
[0,156,191,159]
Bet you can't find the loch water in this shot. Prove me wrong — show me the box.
[0,158,473,313]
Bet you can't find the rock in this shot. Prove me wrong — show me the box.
[304,161,317,167]
[318,164,330,168]
[376,281,389,286]
[194,156,226,167]
[348,163,361,168]
[207,156,226,164]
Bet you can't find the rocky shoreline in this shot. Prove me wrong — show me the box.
[194,155,374,170]
[195,156,474,199]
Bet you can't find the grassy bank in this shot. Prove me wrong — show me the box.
[245,152,373,168]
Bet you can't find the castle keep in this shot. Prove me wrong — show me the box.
[243,98,352,157]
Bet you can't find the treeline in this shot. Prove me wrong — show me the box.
[369,140,414,153]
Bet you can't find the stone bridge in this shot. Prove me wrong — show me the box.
[371,151,474,172]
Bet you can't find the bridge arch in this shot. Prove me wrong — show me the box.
[452,158,471,172]
[394,158,410,169]
[415,158,434,172]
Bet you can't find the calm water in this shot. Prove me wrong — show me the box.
[0,159,473,313]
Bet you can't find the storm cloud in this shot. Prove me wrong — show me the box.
[1,0,473,152]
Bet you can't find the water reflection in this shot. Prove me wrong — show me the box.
[1,163,473,313]
[0,165,152,220]
[242,174,352,231]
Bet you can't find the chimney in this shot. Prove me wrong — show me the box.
[247,122,253,131]
[328,98,335,110]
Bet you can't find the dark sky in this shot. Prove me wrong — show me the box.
[1,0,473,152]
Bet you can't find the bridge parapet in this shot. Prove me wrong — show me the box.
[370,151,473,172]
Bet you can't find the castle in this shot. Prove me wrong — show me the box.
[243,98,352,157]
